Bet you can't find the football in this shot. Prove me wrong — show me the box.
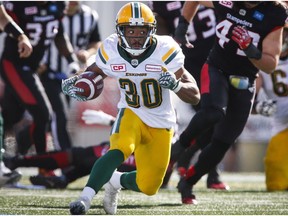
[74,71,104,100]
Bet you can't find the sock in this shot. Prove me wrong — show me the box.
[110,171,123,189]
[120,170,141,192]
[86,149,124,192]
[80,186,96,202]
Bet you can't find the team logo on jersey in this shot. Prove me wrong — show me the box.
[145,64,162,72]
[131,59,138,66]
[253,11,264,21]
[49,4,58,12]
[219,1,233,9]
[166,1,182,11]
[24,6,38,15]
[239,9,246,16]
[111,64,126,72]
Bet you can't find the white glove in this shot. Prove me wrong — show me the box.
[255,100,277,117]
[158,71,181,93]
[61,76,88,101]
[81,109,115,126]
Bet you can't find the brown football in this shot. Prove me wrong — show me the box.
[74,71,104,100]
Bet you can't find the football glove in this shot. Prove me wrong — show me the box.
[231,26,252,50]
[255,100,277,117]
[231,25,262,60]
[174,16,193,48]
[61,76,88,101]
[81,109,115,126]
[158,71,181,93]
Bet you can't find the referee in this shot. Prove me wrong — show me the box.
[38,1,102,150]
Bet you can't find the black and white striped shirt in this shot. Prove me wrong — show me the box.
[44,4,101,73]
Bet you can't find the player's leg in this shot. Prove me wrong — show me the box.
[69,108,136,214]
[41,75,72,150]
[176,64,234,203]
[1,60,52,154]
[265,128,288,191]
[127,126,173,195]
[180,81,254,204]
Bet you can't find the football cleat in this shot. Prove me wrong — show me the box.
[177,178,198,205]
[0,170,22,187]
[177,167,187,177]
[207,182,230,190]
[69,196,91,215]
[29,175,68,189]
[103,182,121,215]
[206,168,230,190]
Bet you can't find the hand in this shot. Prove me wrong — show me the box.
[68,61,81,75]
[231,26,252,50]
[158,71,180,92]
[255,100,277,117]
[17,34,33,58]
[76,49,89,64]
[61,76,88,101]
[81,109,116,126]
[174,16,193,48]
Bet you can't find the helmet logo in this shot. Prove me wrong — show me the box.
[129,17,144,26]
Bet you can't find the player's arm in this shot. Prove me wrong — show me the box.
[61,62,107,101]
[85,62,107,79]
[251,73,276,116]
[174,67,200,105]
[250,28,283,73]
[76,41,102,64]
[54,23,80,75]
[158,66,200,105]
[174,1,213,47]
[0,5,32,58]
[182,1,213,23]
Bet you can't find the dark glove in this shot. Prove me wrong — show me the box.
[174,16,193,48]
[231,26,252,50]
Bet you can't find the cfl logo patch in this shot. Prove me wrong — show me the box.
[111,64,126,72]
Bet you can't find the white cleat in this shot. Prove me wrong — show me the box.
[103,182,121,215]
[69,196,91,215]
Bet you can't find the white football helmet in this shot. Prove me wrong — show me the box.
[115,2,157,56]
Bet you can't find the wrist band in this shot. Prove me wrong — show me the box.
[172,80,182,93]
[243,43,262,60]
[179,15,189,25]
[4,22,24,39]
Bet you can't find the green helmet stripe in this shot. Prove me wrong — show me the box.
[132,2,140,19]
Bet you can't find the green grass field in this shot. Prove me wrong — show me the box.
[1,170,287,215]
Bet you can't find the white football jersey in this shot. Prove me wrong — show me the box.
[95,33,185,128]
[260,58,288,136]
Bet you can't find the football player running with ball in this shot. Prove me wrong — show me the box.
[62,2,200,215]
